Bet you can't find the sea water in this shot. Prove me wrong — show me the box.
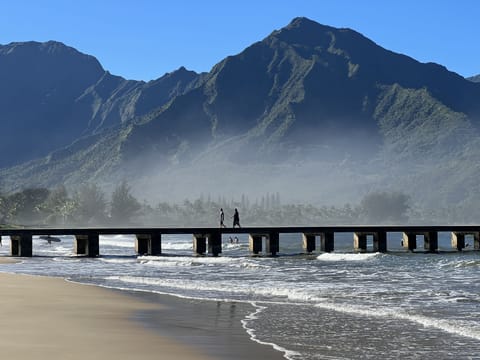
[1,232,480,359]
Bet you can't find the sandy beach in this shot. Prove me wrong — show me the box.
[0,270,284,360]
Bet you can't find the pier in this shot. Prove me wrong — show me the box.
[1,225,480,257]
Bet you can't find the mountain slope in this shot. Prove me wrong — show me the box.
[2,17,480,208]
[0,41,201,168]
[0,41,104,166]
[468,74,480,83]
[119,17,480,165]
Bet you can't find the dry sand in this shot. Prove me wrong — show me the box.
[0,271,284,360]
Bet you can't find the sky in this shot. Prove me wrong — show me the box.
[0,0,478,81]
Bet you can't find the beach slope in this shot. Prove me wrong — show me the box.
[0,273,212,360]
[0,272,284,360]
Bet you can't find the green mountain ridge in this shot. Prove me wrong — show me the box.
[0,40,202,168]
[2,17,480,210]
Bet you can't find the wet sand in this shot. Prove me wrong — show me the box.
[127,291,284,360]
[0,272,284,360]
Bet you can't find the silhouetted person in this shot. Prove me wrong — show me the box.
[234,236,239,244]
[220,208,226,228]
[232,208,241,228]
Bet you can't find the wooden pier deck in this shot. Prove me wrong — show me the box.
[1,225,479,257]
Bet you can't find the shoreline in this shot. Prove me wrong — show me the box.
[0,271,285,360]
[119,289,287,360]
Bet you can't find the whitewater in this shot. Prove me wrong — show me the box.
[1,232,480,359]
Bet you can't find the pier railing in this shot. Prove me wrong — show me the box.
[0,226,479,257]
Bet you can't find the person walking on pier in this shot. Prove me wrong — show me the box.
[220,208,226,228]
[232,208,241,228]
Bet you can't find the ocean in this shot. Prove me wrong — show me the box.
[1,232,480,359]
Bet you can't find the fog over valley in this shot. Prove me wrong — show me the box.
[1,17,480,226]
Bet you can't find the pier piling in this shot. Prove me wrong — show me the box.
[249,234,263,255]
[2,225,480,258]
[424,232,438,252]
[193,234,207,255]
[302,234,316,253]
[74,234,99,257]
[353,233,368,252]
[402,232,416,251]
[354,232,387,253]
[451,231,480,251]
[135,233,162,255]
[208,232,222,257]
[265,232,279,256]
[320,232,334,252]
[402,231,438,252]
[10,234,32,257]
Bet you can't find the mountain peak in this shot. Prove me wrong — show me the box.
[286,16,332,30]
[269,17,350,49]
[0,40,104,74]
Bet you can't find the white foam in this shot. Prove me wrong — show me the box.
[99,258,134,264]
[161,242,193,251]
[314,301,480,341]
[106,274,330,305]
[241,303,301,360]
[105,275,254,296]
[138,255,238,267]
[316,252,381,261]
[98,235,135,248]
[108,273,480,342]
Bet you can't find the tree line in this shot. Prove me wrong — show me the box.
[0,181,141,226]
[0,181,417,227]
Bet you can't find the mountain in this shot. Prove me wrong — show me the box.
[468,74,480,82]
[2,17,480,209]
[0,41,201,168]
[119,17,480,167]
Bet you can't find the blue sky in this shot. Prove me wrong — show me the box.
[0,0,478,81]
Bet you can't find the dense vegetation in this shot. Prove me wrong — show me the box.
[0,182,471,227]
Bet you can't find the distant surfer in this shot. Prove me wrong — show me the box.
[232,208,241,228]
[39,235,61,244]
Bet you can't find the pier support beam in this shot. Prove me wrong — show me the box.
[208,232,222,257]
[265,232,279,256]
[402,232,438,252]
[302,234,316,253]
[402,232,416,251]
[249,234,262,255]
[451,232,480,251]
[193,233,221,256]
[135,233,162,255]
[10,234,33,257]
[354,232,388,253]
[353,233,367,252]
[373,231,387,252]
[193,234,207,255]
[74,234,99,257]
[302,233,337,254]
[248,233,279,256]
[451,232,465,251]
[320,232,334,253]
[424,232,438,252]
